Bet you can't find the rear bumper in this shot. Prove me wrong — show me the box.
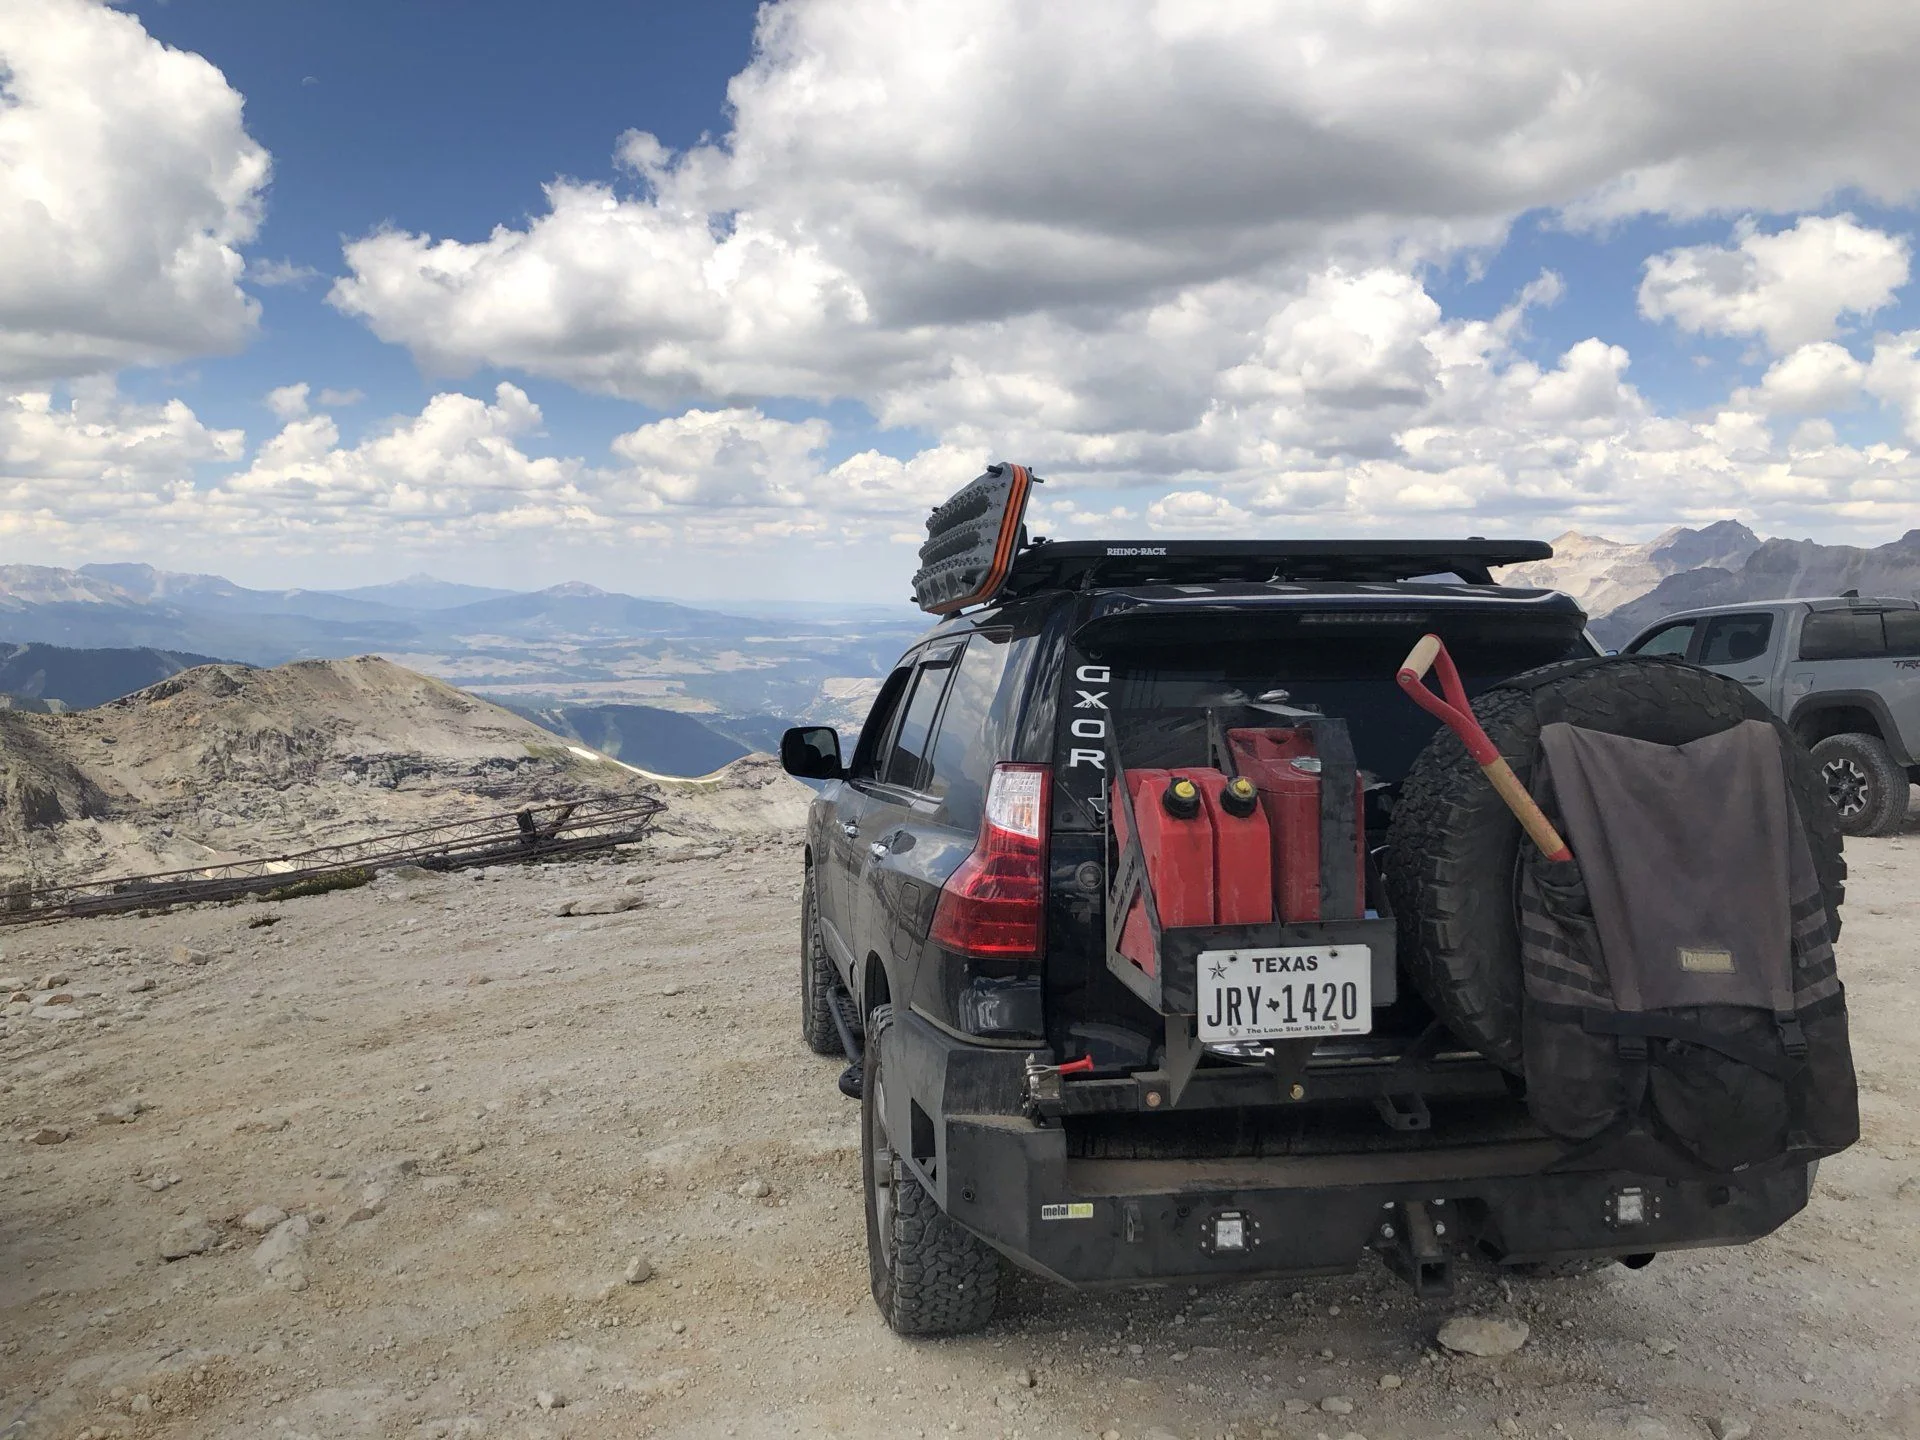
[888,1006,1813,1286]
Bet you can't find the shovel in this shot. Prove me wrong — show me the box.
[1396,633,1573,862]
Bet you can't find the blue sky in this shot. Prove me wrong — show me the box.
[117,0,763,460]
[5,1,1920,602]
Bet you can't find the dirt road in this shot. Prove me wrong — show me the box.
[2,830,1916,1440]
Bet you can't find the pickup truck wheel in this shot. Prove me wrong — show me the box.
[1387,656,1845,1072]
[800,870,843,1056]
[862,1004,1001,1336]
[1810,732,1910,837]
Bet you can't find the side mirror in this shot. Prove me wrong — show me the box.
[780,725,845,780]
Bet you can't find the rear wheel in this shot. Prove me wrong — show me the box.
[800,869,842,1056]
[862,1004,1001,1336]
[1811,732,1909,837]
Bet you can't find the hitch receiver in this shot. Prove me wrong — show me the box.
[1377,1199,1454,1298]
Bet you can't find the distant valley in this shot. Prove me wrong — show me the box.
[0,563,920,772]
[5,532,1918,773]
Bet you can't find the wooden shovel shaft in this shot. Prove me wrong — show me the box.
[1396,632,1574,863]
[1481,755,1573,864]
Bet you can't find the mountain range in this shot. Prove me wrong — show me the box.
[0,563,920,775]
[5,531,1916,767]
[1494,523,1920,646]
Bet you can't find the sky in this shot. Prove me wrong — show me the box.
[4,0,1920,603]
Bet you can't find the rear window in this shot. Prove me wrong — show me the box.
[1800,610,1890,661]
[924,633,1019,830]
[1083,612,1589,786]
[1887,610,1920,657]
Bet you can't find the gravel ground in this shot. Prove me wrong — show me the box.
[1,831,1915,1440]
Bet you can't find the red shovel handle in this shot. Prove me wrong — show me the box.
[1397,633,1573,862]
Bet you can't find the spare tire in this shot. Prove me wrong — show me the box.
[1384,655,1845,1073]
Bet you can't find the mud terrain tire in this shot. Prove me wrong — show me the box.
[1810,732,1910,837]
[800,869,842,1057]
[1385,656,1845,1072]
[862,1004,1001,1335]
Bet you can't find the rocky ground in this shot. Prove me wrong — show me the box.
[1,826,1916,1440]
[0,657,669,892]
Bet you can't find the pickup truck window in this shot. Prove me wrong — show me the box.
[1629,619,1696,657]
[1697,613,1773,665]
[1799,610,1889,662]
[1884,609,1920,657]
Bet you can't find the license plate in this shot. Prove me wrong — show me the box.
[1196,945,1372,1043]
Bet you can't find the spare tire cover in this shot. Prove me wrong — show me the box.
[1384,655,1846,1073]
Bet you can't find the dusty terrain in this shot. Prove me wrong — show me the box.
[1,824,1916,1440]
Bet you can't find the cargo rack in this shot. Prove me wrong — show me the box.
[910,463,1553,614]
[1001,538,1552,595]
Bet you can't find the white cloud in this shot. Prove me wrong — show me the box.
[1746,342,1867,414]
[265,383,311,421]
[316,388,365,408]
[248,258,322,289]
[211,384,587,539]
[15,0,1920,572]
[0,384,244,544]
[603,408,983,532]
[1638,216,1910,353]
[333,0,1920,416]
[1864,331,1920,444]
[0,0,269,383]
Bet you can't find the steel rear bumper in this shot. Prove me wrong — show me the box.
[887,1006,1813,1287]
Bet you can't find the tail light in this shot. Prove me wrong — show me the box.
[930,764,1051,958]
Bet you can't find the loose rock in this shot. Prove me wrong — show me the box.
[252,1215,311,1288]
[171,945,210,966]
[561,894,639,916]
[1378,1373,1402,1389]
[97,1099,146,1124]
[1285,1398,1314,1415]
[28,1127,70,1145]
[737,1177,772,1199]
[241,1205,290,1234]
[1436,1316,1530,1357]
[624,1256,653,1285]
[160,1217,220,1260]
[1320,1395,1354,1415]
[536,1390,564,1411]
[1707,1419,1752,1440]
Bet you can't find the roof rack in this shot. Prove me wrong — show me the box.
[1000,538,1552,594]
[908,464,1553,613]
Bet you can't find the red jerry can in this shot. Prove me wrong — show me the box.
[1111,769,1216,973]
[1226,727,1367,923]
[1192,770,1274,926]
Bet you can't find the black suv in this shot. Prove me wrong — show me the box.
[781,471,1829,1336]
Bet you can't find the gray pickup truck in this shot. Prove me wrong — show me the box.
[1623,596,1920,835]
